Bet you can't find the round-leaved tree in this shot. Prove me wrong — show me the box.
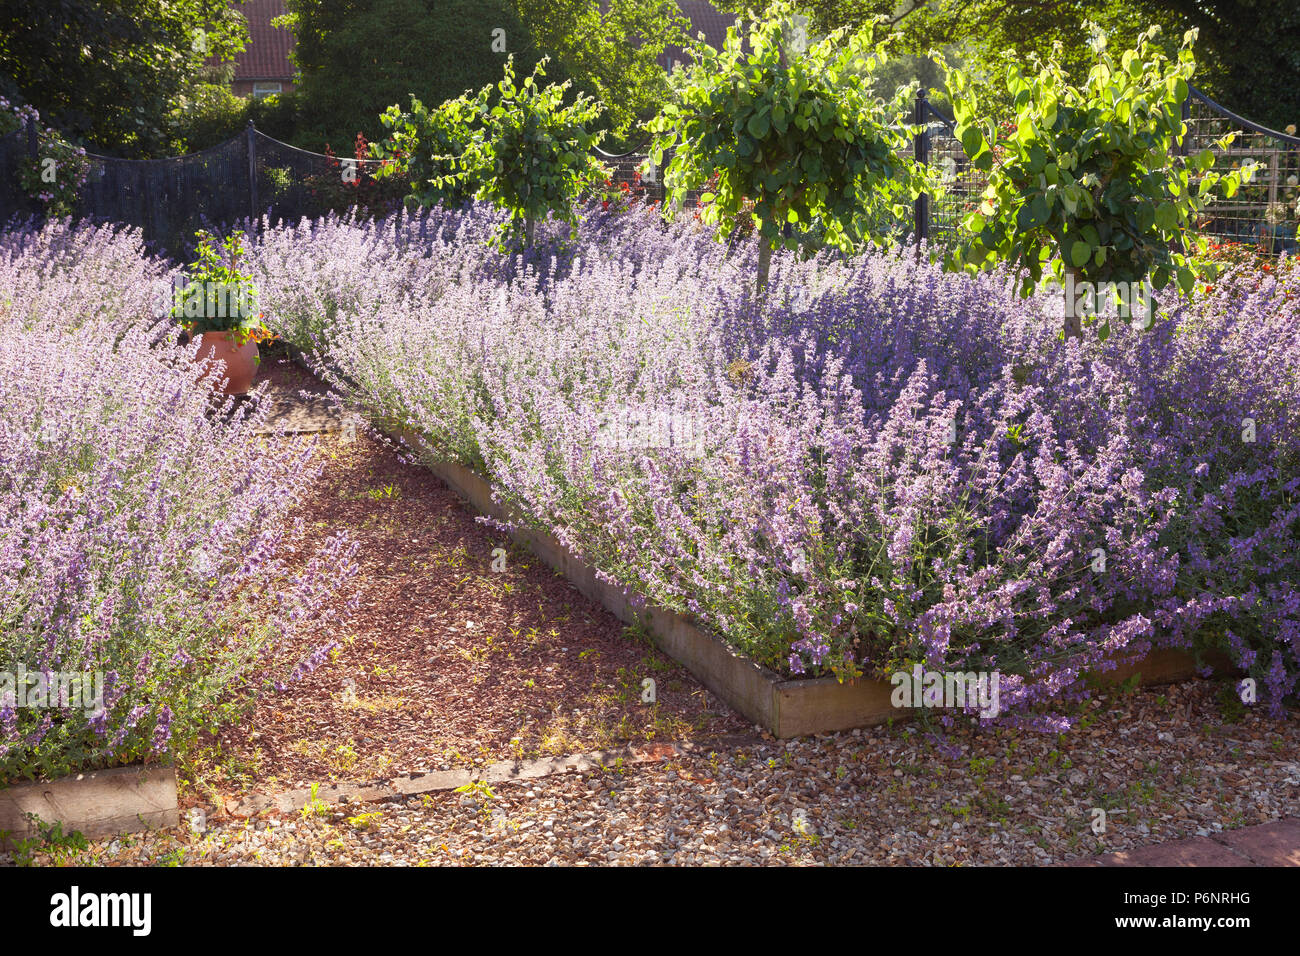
[942,24,1260,338]
[647,4,929,293]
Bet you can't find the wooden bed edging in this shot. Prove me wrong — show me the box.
[0,765,178,850]
[391,425,1223,738]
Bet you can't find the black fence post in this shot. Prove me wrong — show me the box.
[26,117,38,160]
[914,88,930,251]
[1178,90,1192,156]
[246,120,258,225]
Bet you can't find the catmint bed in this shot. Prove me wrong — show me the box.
[0,221,357,784]
[246,203,1300,726]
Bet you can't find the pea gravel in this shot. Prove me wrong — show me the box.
[9,678,1297,867]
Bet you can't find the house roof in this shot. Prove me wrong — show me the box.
[233,0,295,82]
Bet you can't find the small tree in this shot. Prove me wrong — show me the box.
[942,24,1259,338]
[647,3,928,293]
[444,56,610,250]
[371,93,478,210]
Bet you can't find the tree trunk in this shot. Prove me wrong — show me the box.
[756,237,773,295]
[1062,265,1083,340]
[525,217,536,251]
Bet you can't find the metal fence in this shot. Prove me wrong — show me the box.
[4,85,1298,258]
[913,86,1300,254]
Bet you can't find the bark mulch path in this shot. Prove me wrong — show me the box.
[187,358,749,815]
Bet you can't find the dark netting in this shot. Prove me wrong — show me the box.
[75,135,251,259]
[252,130,406,228]
[0,128,43,224]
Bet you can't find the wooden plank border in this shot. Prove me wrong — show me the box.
[388,426,1225,738]
[0,765,179,850]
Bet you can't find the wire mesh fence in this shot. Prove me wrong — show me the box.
[1184,91,1300,253]
[2,86,1297,260]
[916,87,1300,257]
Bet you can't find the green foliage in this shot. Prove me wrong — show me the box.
[508,0,690,146]
[735,1,1300,131]
[0,0,248,157]
[371,95,478,210]
[432,57,609,250]
[279,0,543,152]
[5,814,89,867]
[942,24,1260,329]
[647,3,929,291]
[173,231,270,344]
[7,116,90,218]
[1136,0,1300,132]
[165,82,249,153]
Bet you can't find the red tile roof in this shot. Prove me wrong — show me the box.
[233,0,296,82]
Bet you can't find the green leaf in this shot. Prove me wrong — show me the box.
[1069,240,1092,268]
[1154,201,1177,231]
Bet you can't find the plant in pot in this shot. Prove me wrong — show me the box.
[173,230,275,396]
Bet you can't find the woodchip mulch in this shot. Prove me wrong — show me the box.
[187,358,749,814]
[16,678,1299,867]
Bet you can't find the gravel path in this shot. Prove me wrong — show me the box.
[14,678,1297,866]
[189,359,746,809]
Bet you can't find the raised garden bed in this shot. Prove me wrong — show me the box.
[388,425,1224,738]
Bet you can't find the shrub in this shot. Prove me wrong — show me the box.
[647,3,929,292]
[942,23,1259,337]
[428,56,609,250]
[248,205,1300,723]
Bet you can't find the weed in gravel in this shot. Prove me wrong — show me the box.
[302,783,331,819]
[1215,682,1249,723]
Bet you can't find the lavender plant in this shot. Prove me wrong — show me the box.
[0,220,358,783]
[244,202,1298,723]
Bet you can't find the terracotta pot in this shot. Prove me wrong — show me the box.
[191,331,259,396]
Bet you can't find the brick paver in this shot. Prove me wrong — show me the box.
[1088,818,1300,866]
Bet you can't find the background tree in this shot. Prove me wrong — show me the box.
[1134,0,1300,130]
[943,24,1258,339]
[719,1,1300,129]
[508,0,690,149]
[648,3,928,292]
[0,0,248,156]
[278,0,546,151]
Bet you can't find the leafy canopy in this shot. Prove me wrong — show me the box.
[427,56,609,250]
[0,0,247,156]
[508,0,690,147]
[647,3,928,289]
[371,94,478,210]
[942,24,1258,315]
